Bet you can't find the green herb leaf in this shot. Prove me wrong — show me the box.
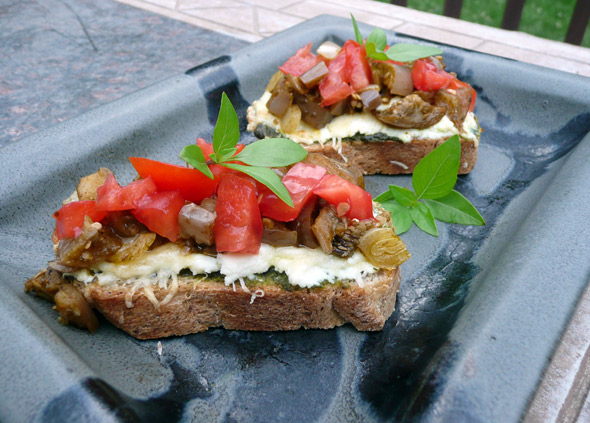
[213,92,240,154]
[410,202,438,236]
[413,135,460,200]
[223,163,294,207]
[388,186,418,207]
[380,201,413,234]
[179,144,214,179]
[424,190,485,226]
[385,43,443,62]
[351,14,363,44]
[364,42,389,61]
[374,189,393,203]
[367,28,387,51]
[232,138,308,167]
[211,147,238,164]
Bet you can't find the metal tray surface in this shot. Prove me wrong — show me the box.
[1,16,590,423]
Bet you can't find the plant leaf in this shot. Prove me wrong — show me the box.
[380,201,413,234]
[388,185,418,207]
[213,92,240,155]
[367,28,387,51]
[212,147,238,163]
[351,14,363,44]
[413,135,460,200]
[232,138,308,166]
[223,163,293,207]
[365,42,389,61]
[385,43,442,62]
[424,190,485,226]
[179,145,214,179]
[410,202,438,236]
[374,189,393,203]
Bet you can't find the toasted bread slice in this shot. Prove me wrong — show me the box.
[26,266,401,339]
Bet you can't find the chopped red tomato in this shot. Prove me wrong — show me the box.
[53,201,107,240]
[313,175,374,221]
[130,157,226,204]
[131,191,185,241]
[196,138,245,160]
[259,163,327,222]
[215,174,262,254]
[279,42,321,77]
[343,40,372,91]
[412,58,455,91]
[95,174,157,211]
[319,53,355,107]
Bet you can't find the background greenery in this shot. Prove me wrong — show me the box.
[378,0,590,47]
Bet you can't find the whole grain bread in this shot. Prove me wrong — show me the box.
[304,138,478,175]
[26,266,401,339]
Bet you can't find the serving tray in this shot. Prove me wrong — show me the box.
[1,15,590,423]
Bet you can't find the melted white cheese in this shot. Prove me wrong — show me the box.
[246,91,480,146]
[70,242,377,289]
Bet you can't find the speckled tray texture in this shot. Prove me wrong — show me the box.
[1,16,590,423]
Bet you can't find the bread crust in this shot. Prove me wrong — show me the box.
[28,267,401,339]
[305,138,477,175]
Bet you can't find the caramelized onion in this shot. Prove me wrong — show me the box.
[279,105,302,134]
[316,41,341,60]
[358,227,411,269]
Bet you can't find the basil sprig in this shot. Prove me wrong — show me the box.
[180,93,308,207]
[375,136,484,236]
[351,13,442,62]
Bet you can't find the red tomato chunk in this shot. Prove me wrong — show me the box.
[95,174,157,211]
[279,42,321,77]
[131,191,185,242]
[313,174,374,221]
[54,201,107,240]
[259,163,327,222]
[215,174,263,254]
[343,40,372,91]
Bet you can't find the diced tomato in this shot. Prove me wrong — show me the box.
[214,174,262,254]
[313,174,374,220]
[343,40,372,91]
[259,163,327,222]
[279,42,321,77]
[196,138,245,160]
[412,58,455,91]
[131,191,185,242]
[319,53,355,107]
[53,201,107,240]
[130,157,226,204]
[95,174,157,211]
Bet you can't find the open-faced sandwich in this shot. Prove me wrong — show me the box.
[26,95,410,340]
[247,17,481,175]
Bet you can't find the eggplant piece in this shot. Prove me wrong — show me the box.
[434,86,472,128]
[359,88,381,111]
[54,283,99,333]
[266,79,292,117]
[289,197,319,249]
[261,218,298,247]
[374,94,446,129]
[311,206,339,255]
[329,99,349,116]
[178,203,216,246]
[371,61,414,96]
[285,73,307,95]
[293,92,333,129]
[300,61,329,88]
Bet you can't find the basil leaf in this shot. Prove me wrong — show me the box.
[424,190,485,226]
[351,14,363,44]
[367,28,387,51]
[232,138,308,167]
[179,145,214,179]
[385,43,443,62]
[410,202,438,236]
[380,201,413,234]
[374,189,393,203]
[223,163,294,207]
[212,147,237,163]
[388,185,418,207]
[213,92,240,155]
[413,135,460,200]
[365,42,389,61]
